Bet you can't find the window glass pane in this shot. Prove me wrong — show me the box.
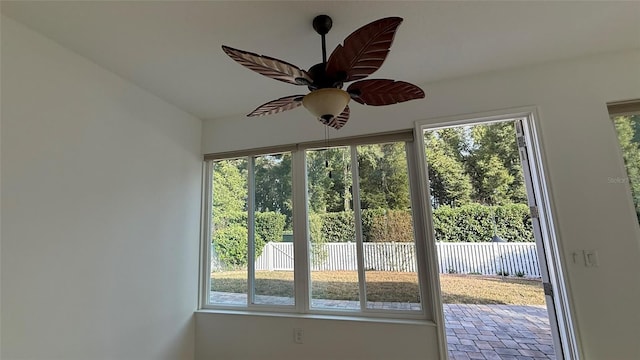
[612,114,640,225]
[306,147,360,310]
[357,142,422,310]
[253,153,294,305]
[210,158,248,306]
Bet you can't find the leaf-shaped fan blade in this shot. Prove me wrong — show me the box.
[222,45,312,85]
[347,79,425,106]
[326,17,403,82]
[247,95,304,117]
[318,106,350,130]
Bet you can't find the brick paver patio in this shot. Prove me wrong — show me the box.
[445,304,555,360]
[210,292,555,359]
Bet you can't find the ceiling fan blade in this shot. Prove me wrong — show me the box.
[318,105,350,130]
[347,79,425,106]
[247,95,305,117]
[222,45,312,85]
[326,17,403,82]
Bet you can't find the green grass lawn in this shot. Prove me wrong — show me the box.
[211,271,545,305]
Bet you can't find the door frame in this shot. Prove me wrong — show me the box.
[413,106,581,360]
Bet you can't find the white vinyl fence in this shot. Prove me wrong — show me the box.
[213,242,542,277]
[435,242,540,277]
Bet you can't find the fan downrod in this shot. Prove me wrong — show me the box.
[312,15,332,35]
[309,15,342,90]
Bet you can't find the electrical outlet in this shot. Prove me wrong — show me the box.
[571,252,580,264]
[294,328,303,344]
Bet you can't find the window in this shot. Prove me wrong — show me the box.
[208,153,294,308]
[202,132,428,318]
[306,146,360,310]
[609,101,640,226]
[209,157,249,306]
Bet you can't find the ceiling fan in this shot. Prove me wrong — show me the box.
[222,15,425,130]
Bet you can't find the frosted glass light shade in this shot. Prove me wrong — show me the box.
[302,88,350,120]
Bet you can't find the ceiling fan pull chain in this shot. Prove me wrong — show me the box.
[325,126,333,179]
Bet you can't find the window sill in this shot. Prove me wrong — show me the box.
[195,308,436,326]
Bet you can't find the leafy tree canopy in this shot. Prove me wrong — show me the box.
[425,121,527,207]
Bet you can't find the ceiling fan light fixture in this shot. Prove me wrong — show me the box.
[222,15,425,129]
[302,88,350,122]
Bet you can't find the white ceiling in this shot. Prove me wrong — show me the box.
[2,1,639,121]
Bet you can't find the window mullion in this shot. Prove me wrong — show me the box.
[247,156,256,306]
[350,145,367,311]
[292,149,310,313]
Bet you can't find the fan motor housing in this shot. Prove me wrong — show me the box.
[308,63,346,90]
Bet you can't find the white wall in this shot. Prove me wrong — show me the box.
[196,313,439,360]
[1,16,202,360]
[202,50,640,359]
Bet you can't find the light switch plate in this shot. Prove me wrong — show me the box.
[583,250,598,267]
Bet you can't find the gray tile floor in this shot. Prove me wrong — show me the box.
[210,292,555,359]
[445,304,555,360]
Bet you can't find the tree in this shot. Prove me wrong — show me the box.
[212,159,254,268]
[212,159,247,228]
[305,149,330,213]
[437,127,470,162]
[357,145,386,209]
[424,122,528,207]
[424,131,473,207]
[379,143,412,210]
[358,143,411,210]
[467,122,526,204]
[474,155,514,205]
[306,147,352,213]
[254,153,293,228]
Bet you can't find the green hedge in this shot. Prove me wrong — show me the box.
[361,208,385,242]
[309,203,533,243]
[366,209,414,243]
[320,211,355,243]
[255,211,286,243]
[213,225,265,267]
[432,204,533,242]
[213,211,285,268]
[213,204,534,266]
[310,209,411,243]
[308,213,325,244]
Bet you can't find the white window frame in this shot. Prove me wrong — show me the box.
[202,153,297,314]
[607,100,640,230]
[198,132,433,321]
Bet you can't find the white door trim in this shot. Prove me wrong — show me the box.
[414,106,582,360]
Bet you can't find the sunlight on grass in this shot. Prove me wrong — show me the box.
[439,274,544,305]
[211,271,545,305]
